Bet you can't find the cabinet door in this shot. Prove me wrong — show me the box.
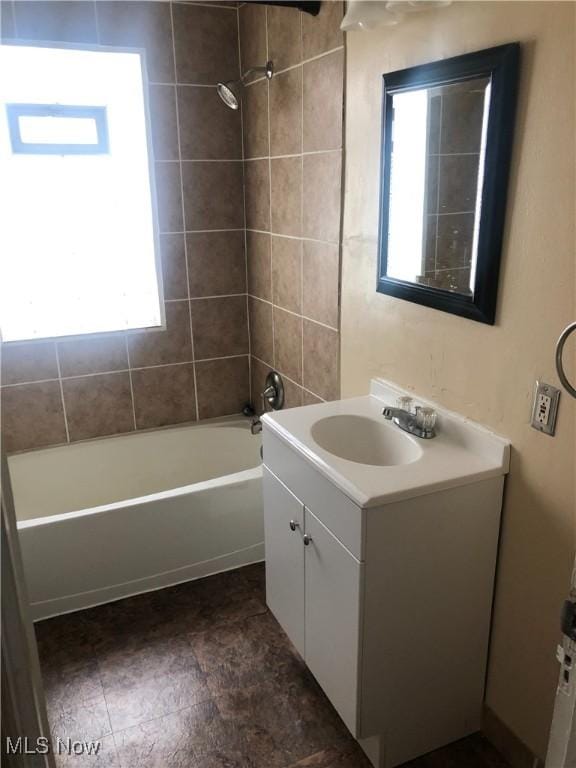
[263,466,305,657]
[304,508,362,736]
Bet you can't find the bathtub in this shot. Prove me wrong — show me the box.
[8,418,263,620]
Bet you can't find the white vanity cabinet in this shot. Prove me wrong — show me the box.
[263,467,362,733]
[262,402,508,768]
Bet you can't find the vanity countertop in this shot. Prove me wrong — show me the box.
[261,378,510,509]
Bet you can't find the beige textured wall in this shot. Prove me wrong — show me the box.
[341,1,575,758]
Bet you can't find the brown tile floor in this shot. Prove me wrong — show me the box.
[35,564,509,767]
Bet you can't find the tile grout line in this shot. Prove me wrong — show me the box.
[245,43,345,85]
[161,228,245,235]
[237,2,252,406]
[300,7,305,401]
[54,342,71,444]
[124,335,138,431]
[244,295,339,333]
[170,0,201,423]
[2,355,251,390]
[245,148,342,161]
[246,228,340,247]
[265,6,276,372]
[168,293,247,302]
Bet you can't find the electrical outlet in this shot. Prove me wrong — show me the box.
[531,381,561,436]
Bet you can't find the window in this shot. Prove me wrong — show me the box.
[0,44,163,342]
[7,103,109,155]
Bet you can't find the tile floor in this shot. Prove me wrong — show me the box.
[35,563,509,767]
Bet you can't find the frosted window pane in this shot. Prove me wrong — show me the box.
[0,44,163,342]
[19,114,99,145]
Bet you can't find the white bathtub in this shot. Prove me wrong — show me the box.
[8,419,263,620]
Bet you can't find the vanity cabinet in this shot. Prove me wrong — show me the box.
[263,467,362,733]
[262,425,505,768]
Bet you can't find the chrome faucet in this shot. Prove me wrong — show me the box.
[382,405,437,439]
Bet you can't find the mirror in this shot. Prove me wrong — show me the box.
[377,44,520,324]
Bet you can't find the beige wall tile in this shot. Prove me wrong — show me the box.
[303,151,341,242]
[302,319,339,400]
[178,86,242,160]
[282,376,303,409]
[127,301,192,368]
[302,0,343,60]
[1,342,58,385]
[196,356,249,419]
[187,231,246,297]
[63,372,134,441]
[149,85,179,162]
[160,234,188,301]
[14,0,97,44]
[436,213,475,271]
[272,236,302,313]
[303,389,323,405]
[58,336,128,377]
[190,296,248,359]
[243,80,269,159]
[302,240,339,328]
[97,1,174,82]
[248,297,273,365]
[173,2,238,85]
[271,157,302,236]
[273,307,302,384]
[441,85,485,154]
[132,363,196,429]
[155,162,184,233]
[244,160,270,231]
[438,155,479,213]
[182,161,244,230]
[269,67,302,157]
[1,381,67,452]
[303,50,343,152]
[247,231,272,301]
[239,2,267,81]
[267,5,302,72]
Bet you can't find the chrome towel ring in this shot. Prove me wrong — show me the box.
[555,322,576,399]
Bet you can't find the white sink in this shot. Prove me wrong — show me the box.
[311,414,422,466]
[261,378,511,508]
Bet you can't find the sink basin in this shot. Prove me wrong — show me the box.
[310,414,422,467]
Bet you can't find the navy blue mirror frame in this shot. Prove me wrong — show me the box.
[377,43,520,325]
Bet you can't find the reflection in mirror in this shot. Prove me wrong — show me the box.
[386,76,491,295]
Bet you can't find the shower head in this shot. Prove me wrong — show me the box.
[217,81,240,110]
[216,60,274,110]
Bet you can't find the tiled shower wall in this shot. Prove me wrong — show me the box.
[240,1,344,409]
[0,1,251,453]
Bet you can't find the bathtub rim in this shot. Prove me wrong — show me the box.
[12,414,261,526]
[18,465,263,529]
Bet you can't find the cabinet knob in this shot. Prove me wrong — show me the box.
[303,534,313,546]
[289,520,300,531]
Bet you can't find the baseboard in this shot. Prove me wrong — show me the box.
[483,706,544,768]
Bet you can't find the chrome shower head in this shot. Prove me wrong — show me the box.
[217,81,240,110]
[216,61,274,110]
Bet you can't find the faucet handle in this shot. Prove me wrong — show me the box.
[415,406,437,433]
[396,395,414,413]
